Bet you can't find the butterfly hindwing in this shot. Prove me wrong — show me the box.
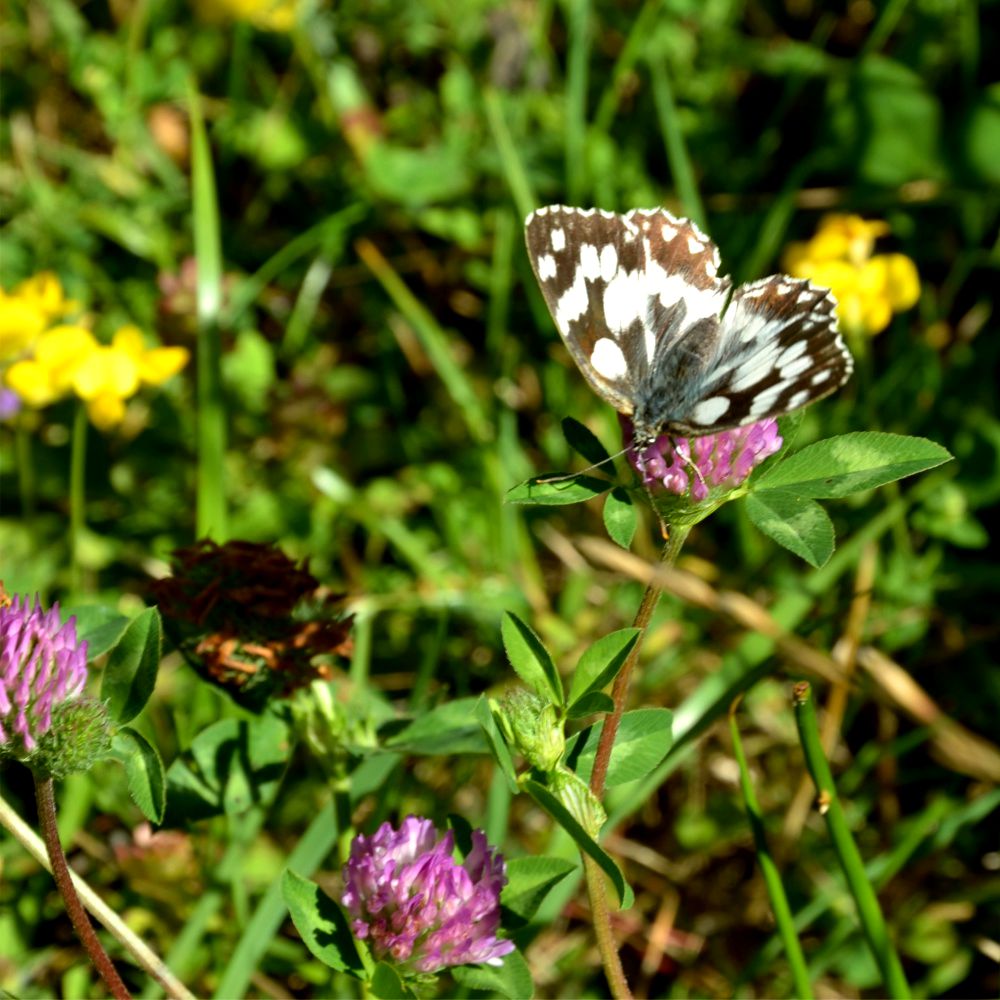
[674,275,852,432]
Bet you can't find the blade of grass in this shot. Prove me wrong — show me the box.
[593,0,662,133]
[792,682,911,999]
[68,403,87,595]
[212,800,340,1000]
[484,88,537,222]
[355,237,492,443]
[729,705,813,999]
[140,890,222,999]
[734,157,817,283]
[283,248,336,356]
[226,205,364,329]
[742,792,982,987]
[647,54,705,227]
[187,80,227,541]
[860,0,911,56]
[564,0,591,203]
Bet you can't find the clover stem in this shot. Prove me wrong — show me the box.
[34,774,131,999]
[585,521,689,998]
[589,523,689,797]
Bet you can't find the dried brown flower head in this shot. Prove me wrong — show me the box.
[150,540,352,711]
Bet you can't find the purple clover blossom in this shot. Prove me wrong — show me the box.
[0,595,88,754]
[342,816,514,975]
[626,417,783,501]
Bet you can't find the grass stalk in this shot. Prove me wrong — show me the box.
[647,56,706,227]
[188,80,227,542]
[484,89,537,221]
[68,403,88,595]
[729,705,813,999]
[563,0,591,203]
[355,237,491,443]
[792,682,912,999]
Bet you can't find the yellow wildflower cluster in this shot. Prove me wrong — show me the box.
[1,272,189,432]
[782,215,920,336]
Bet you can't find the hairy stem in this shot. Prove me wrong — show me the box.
[590,524,689,797]
[34,774,132,999]
[584,522,690,999]
[584,855,632,999]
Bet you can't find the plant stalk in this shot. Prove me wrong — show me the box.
[69,402,88,594]
[584,522,689,999]
[584,855,632,999]
[589,524,689,797]
[730,704,813,999]
[34,774,132,999]
[793,682,911,999]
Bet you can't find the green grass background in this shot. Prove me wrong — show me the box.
[1,0,999,996]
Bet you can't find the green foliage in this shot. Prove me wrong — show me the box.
[282,869,365,978]
[110,727,166,823]
[0,0,995,996]
[100,607,161,724]
[566,708,674,788]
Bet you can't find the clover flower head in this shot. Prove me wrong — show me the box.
[341,816,514,975]
[0,594,88,754]
[628,418,783,500]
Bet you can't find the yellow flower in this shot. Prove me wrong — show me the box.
[0,272,80,360]
[782,214,920,336]
[0,290,48,360]
[109,325,190,386]
[5,326,99,406]
[2,322,189,430]
[198,0,297,31]
[70,326,189,429]
[14,272,80,322]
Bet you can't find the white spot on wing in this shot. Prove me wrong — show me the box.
[603,269,645,333]
[662,222,678,240]
[787,389,810,410]
[691,396,731,425]
[777,341,807,368]
[811,369,832,386]
[590,337,628,379]
[579,244,600,280]
[687,235,705,253]
[537,254,557,280]
[729,355,775,391]
[551,228,566,252]
[748,384,786,417]
[599,244,618,281]
[555,269,588,329]
[779,355,812,380]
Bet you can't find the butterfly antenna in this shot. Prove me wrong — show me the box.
[672,438,708,494]
[536,445,632,484]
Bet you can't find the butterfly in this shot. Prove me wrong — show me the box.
[524,206,853,448]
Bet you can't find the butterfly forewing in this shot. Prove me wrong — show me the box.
[524,206,853,440]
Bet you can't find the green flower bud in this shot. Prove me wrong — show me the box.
[494,689,565,773]
[31,697,114,778]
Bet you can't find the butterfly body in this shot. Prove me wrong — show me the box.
[525,206,852,447]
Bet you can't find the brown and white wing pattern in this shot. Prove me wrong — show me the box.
[524,206,852,441]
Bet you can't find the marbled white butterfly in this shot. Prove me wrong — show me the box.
[525,206,853,447]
